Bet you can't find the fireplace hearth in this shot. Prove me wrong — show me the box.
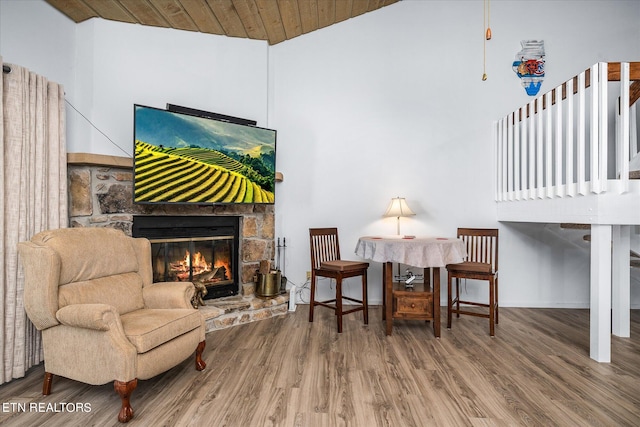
[132,216,240,299]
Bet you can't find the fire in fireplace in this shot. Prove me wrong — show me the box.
[132,216,240,299]
[171,247,220,282]
[152,236,232,284]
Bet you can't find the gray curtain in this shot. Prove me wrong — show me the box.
[1,58,68,384]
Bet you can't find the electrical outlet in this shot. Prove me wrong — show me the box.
[306,271,311,280]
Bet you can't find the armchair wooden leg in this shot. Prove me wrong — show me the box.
[114,379,137,423]
[195,340,206,371]
[43,372,53,395]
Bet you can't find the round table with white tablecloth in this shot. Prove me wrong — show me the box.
[355,236,466,336]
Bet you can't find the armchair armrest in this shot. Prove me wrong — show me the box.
[143,282,195,309]
[52,303,137,383]
[56,304,121,331]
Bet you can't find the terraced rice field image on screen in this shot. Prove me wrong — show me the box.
[134,105,276,204]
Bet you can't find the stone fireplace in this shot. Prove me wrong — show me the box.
[132,215,240,300]
[67,153,289,331]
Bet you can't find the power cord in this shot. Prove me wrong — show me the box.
[288,277,310,304]
[65,99,132,157]
[290,275,361,305]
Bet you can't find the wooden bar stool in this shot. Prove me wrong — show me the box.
[308,228,369,333]
[446,228,499,336]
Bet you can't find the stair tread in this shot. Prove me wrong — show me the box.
[561,223,591,230]
[582,236,639,262]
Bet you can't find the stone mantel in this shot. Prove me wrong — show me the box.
[67,152,133,168]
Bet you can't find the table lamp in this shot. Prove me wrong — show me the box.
[383,197,415,235]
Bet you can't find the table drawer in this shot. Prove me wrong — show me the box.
[395,297,433,318]
[393,293,433,317]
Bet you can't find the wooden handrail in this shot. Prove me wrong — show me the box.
[607,62,640,81]
[629,81,640,107]
[513,62,640,123]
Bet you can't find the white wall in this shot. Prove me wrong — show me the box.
[71,19,269,156]
[0,0,75,88]
[2,0,639,308]
[270,0,640,307]
[0,0,270,158]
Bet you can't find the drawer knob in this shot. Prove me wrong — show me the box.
[411,303,416,308]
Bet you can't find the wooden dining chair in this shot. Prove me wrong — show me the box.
[308,228,369,333]
[446,228,499,336]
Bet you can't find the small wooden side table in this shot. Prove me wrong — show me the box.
[391,279,433,320]
[382,265,439,337]
[355,236,466,337]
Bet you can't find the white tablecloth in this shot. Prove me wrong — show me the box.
[355,236,466,268]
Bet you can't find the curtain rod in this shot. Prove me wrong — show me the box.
[2,65,11,74]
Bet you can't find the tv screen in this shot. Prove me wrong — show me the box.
[133,104,276,204]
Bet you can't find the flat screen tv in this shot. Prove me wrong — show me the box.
[133,104,276,204]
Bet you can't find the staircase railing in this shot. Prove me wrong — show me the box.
[495,62,640,202]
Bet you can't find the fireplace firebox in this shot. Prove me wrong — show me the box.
[132,216,240,299]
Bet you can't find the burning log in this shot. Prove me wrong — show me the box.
[193,266,227,283]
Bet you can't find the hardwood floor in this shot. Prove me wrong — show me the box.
[1,307,639,426]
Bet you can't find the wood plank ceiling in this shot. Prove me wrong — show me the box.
[45,0,400,45]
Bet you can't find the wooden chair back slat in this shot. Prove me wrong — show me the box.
[457,228,499,272]
[309,228,341,270]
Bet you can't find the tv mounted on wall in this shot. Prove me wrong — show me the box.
[133,104,276,204]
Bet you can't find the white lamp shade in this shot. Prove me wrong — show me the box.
[383,197,415,218]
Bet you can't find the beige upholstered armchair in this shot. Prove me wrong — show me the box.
[17,227,207,423]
